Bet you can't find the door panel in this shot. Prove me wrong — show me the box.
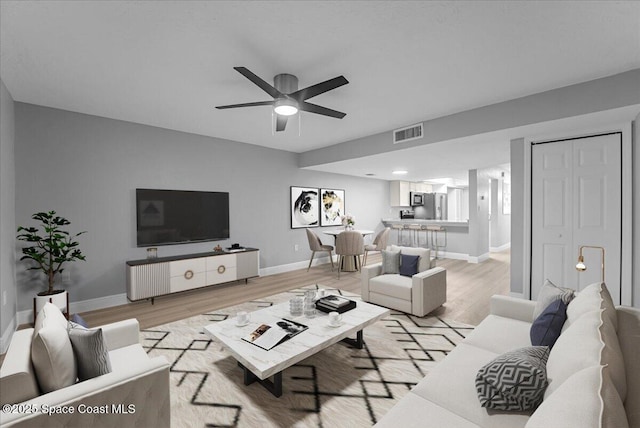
[531,133,622,303]
[531,142,573,296]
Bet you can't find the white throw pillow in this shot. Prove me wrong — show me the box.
[526,365,629,428]
[31,323,77,392]
[390,245,431,273]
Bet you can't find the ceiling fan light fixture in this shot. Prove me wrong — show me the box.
[274,98,298,116]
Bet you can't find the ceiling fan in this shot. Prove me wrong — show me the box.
[216,67,349,132]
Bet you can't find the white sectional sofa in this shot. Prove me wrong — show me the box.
[375,283,640,428]
[0,306,170,428]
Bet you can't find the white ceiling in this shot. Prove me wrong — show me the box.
[2,1,639,180]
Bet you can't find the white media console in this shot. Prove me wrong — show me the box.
[126,248,259,301]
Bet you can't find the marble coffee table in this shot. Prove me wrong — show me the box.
[203,293,390,397]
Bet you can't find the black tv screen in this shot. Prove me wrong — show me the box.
[136,189,229,247]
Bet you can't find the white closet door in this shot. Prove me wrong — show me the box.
[531,133,622,303]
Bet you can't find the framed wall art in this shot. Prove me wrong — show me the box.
[320,188,345,227]
[290,186,319,229]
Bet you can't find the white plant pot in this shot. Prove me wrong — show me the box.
[34,290,68,322]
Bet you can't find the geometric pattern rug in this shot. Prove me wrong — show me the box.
[140,285,473,428]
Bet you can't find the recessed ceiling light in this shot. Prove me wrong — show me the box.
[392,170,408,175]
[365,173,376,176]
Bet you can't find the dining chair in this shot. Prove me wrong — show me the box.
[335,230,365,278]
[305,228,335,271]
[363,227,390,266]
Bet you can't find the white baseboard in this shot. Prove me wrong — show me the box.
[468,252,491,264]
[490,242,511,252]
[259,255,334,276]
[509,291,526,300]
[0,316,17,354]
[437,251,468,261]
[17,293,129,326]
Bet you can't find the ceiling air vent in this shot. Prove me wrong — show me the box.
[393,123,423,144]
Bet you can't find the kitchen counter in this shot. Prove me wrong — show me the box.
[381,219,470,258]
[381,219,469,228]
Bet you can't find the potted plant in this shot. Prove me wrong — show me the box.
[17,211,86,318]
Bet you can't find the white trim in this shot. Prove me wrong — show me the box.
[524,122,633,305]
[18,293,128,326]
[259,255,334,276]
[468,252,490,264]
[436,251,468,261]
[490,242,511,252]
[509,292,525,300]
[0,316,17,354]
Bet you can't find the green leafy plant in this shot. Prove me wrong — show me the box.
[17,211,87,296]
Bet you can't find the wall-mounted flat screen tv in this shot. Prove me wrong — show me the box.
[136,189,230,247]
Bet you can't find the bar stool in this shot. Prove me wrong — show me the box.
[408,223,422,247]
[427,225,447,259]
[391,224,405,246]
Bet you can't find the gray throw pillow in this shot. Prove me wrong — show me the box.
[381,249,400,274]
[68,325,112,381]
[533,279,575,320]
[475,346,550,411]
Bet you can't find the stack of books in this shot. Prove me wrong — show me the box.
[315,295,356,314]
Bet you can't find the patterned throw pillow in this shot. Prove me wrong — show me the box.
[476,346,550,411]
[530,299,568,348]
[381,249,400,274]
[68,325,112,381]
[399,254,420,277]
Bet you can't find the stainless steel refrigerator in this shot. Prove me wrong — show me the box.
[421,193,448,220]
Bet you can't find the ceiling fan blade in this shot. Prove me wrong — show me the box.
[234,67,282,99]
[275,114,288,132]
[290,76,348,101]
[215,100,274,109]
[299,101,346,119]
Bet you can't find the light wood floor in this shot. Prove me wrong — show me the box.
[80,249,510,329]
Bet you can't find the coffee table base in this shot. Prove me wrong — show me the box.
[237,329,364,397]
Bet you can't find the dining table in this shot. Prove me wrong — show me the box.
[323,229,374,272]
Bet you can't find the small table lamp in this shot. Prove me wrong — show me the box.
[575,245,605,283]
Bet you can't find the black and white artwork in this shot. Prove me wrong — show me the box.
[290,186,319,229]
[320,188,344,226]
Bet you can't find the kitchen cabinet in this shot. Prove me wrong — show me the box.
[390,180,411,206]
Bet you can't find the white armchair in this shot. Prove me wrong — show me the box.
[361,245,446,317]
[0,312,170,428]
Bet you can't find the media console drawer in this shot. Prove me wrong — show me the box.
[126,249,259,301]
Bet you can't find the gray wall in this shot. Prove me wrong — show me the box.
[13,103,389,311]
[299,70,640,168]
[510,138,525,295]
[490,178,511,249]
[467,169,491,259]
[0,78,16,346]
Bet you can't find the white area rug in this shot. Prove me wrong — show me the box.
[140,286,472,427]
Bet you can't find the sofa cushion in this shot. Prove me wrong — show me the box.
[399,254,420,277]
[463,315,533,355]
[390,245,431,273]
[532,279,574,320]
[369,274,412,300]
[108,344,155,372]
[544,309,626,401]
[565,282,617,331]
[412,343,532,428]
[31,302,77,393]
[68,325,112,381]
[381,249,400,274]
[530,299,567,348]
[475,346,549,411]
[525,365,628,428]
[374,391,481,428]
